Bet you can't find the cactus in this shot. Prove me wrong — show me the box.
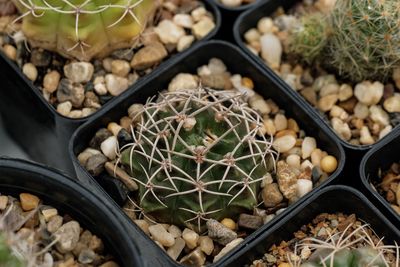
[119,88,277,232]
[289,13,329,65]
[297,224,398,267]
[11,0,157,61]
[325,0,400,82]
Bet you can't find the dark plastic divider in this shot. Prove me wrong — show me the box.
[219,185,400,266]
[70,40,345,266]
[360,127,400,227]
[232,0,400,176]
[0,157,142,267]
[0,0,221,176]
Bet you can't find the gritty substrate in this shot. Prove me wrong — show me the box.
[77,57,339,265]
[0,0,216,119]
[243,0,400,146]
[376,162,400,216]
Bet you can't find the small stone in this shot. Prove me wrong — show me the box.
[177,35,195,52]
[213,238,243,263]
[384,94,400,113]
[193,17,215,39]
[221,0,242,7]
[302,137,316,159]
[90,128,112,149]
[111,59,131,77]
[167,237,185,260]
[20,193,40,211]
[249,96,271,114]
[354,103,369,120]
[320,155,338,173]
[257,17,274,34]
[134,220,149,235]
[3,44,17,60]
[338,84,353,101]
[47,215,63,233]
[0,196,8,210]
[64,62,94,84]
[313,75,337,91]
[199,236,214,256]
[105,74,129,96]
[208,58,227,74]
[360,126,374,145]
[94,76,108,96]
[370,105,390,126]
[43,71,61,93]
[22,63,38,81]
[276,161,297,199]
[182,228,199,249]
[331,118,351,141]
[319,83,339,97]
[274,114,287,131]
[54,221,80,252]
[173,14,193,28]
[191,6,207,21]
[155,20,185,44]
[272,135,296,153]
[379,125,392,139]
[105,162,138,191]
[220,218,236,231]
[78,249,96,264]
[262,183,283,208]
[207,219,237,245]
[201,73,232,90]
[168,225,182,238]
[286,154,301,169]
[56,79,85,108]
[57,101,72,117]
[244,28,261,43]
[42,208,58,221]
[179,247,206,267]
[354,81,384,106]
[86,154,107,176]
[318,94,338,112]
[84,91,101,109]
[297,179,313,198]
[100,136,118,160]
[300,87,317,106]
[130,42,168,70]
[148,224,175,247]
[237,214,263,230]
[330,105,348,120]
[260,34,282,69]
[168,73,198,91]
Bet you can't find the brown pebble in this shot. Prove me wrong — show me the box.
[19,193,40,211]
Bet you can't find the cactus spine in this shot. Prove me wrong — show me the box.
[119,88,276,232]
[11,0,157,61]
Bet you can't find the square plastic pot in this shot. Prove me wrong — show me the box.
[0,0,221,176]
[232,0,400,174]
[360,127,400,227]
[218,185,400,266]
[69,40,345,266]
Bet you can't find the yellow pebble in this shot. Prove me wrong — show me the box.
[320,155,338,173]
[241,77,254,90]
[3,44,17,61]
[278,263,291,267]
[220,218,236,230]
[19,193,40,211]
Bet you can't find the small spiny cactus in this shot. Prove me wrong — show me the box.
[289,13,329,65]
[119,88,277,232]
[11,0,157,61]
[297,224,399,267]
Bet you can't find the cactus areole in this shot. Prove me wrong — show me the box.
[120,88,276,232]
[12,0,157,61]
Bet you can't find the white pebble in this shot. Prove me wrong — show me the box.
[173,14,193,28]
[213,238,243,263]
[297,179,313,198]
[182,228,199,250]
[260,33,282,69]
[100,136,118,160]
[154,20,185,45]
[167,237,185,260]
[301,137,317,159]
[272,135,296,153]
[286,154,301,169]
[369,105,390,126]
[22,63,38,81]
[360,126,374,145]
[177,35,195,52]
[257,17,274,34]
[354,81,384,106]
[244,28,260,43]
[274,114,287,131]
[379,125,393,139]
[354,103,369,120]
[300,160,313,171]
[149,224,175,247]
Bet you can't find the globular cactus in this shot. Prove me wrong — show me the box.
[0,233,24,267]
[120,88,276,232]
[298,224,398,267]
[289,13,329,65]
[325,0,400,82]
[11,0,157,61]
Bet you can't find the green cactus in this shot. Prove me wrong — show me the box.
[119,88,276,232]
[325,0,400,82]
[0,233,24,267]
[11,0,157,61]
[289,13,329,65]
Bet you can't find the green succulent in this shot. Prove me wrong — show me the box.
[120,88,276,232]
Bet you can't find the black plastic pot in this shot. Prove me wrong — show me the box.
[70,40,345,266]
[0,0,221,176]
[0,157,142,267]
[360,127,400,227]
[218,185,400,266]
[232,0,399,178]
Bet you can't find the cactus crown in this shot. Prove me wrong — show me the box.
[11,0,157,61]
[119,88,277,232]
[289,0,400,82]
[296,223,399,267]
